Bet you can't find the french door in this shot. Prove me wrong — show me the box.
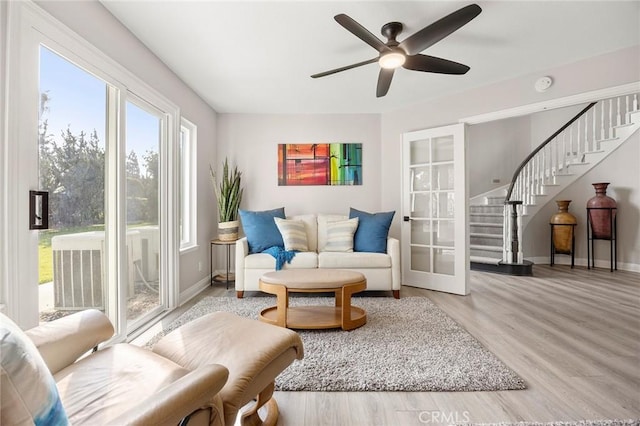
[401,124,469,295]
[5,2,178,334]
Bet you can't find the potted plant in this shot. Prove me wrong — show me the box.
[210,158,243,241]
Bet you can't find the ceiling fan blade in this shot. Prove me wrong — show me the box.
[335,14,391,53]
[398,4,482,55]
[376,68,394,98]
[311,58,379,78]
[403,54,470,74]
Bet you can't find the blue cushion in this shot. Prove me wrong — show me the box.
[349,208,395,253]
[239,208,286,254]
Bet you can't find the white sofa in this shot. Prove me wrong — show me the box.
[234,214,401,298]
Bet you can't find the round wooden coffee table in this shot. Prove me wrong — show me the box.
[258,269,367,331]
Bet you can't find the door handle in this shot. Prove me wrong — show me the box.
[29,190,49,230]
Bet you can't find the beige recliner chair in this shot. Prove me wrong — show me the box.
[7,308,303,426]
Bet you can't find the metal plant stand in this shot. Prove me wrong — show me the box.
[586,207,617,272]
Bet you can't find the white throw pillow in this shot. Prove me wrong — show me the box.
[323,218,359,252]
[274,217,309,251]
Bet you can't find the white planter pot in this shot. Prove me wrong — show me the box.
[218,220,239,241]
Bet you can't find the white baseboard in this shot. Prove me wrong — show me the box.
[529,256,640,273]
[178,276,211,306]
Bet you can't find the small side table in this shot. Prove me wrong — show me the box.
[210,239,236,289]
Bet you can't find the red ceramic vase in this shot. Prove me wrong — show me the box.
[587,182,617,239]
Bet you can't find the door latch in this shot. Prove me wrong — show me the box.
[29,190,49,230]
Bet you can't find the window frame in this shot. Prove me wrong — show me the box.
[179,117,198,252]
[3,1,180,335]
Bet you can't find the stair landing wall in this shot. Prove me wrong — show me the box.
[522,129,639,271]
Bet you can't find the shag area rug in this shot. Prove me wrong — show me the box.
[148,296,527,392]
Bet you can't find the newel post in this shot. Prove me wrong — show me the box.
[505,200,523,264]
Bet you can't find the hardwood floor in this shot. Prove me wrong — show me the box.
[138,265,640,425]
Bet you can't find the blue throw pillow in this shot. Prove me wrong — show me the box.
[349,208,395,253]
[239,208,286,254]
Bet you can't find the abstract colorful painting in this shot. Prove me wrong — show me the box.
[278,143,362,186]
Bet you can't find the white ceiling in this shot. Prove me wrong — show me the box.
[100,1,640,114]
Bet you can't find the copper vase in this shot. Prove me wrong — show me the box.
[550,200,577,254]
[587,182,617,239]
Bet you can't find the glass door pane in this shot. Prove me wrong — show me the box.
[125,101,162,324]
[38,47,108,321]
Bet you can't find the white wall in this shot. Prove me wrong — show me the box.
[381,45,640,268]
[34,1,218,295]
[467,116,531,197]
[216,114,382,216]
[529,104,587,152]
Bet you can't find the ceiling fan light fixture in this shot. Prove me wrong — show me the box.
[379,52,405,69]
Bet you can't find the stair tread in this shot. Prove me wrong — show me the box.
[596,136,619,143]
[469,213,503,216]
[470,244,503,252]
[470,222,503,227]
[470,256,501,265]
[470,233,502,239]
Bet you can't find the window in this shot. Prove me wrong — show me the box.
[179,118,197,251]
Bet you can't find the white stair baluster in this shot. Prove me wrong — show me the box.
[544,144,549,185]
[551,138,556,179]
[532,156,536,196]
[608,98,613,139]
[528,162,533,204]
[633,94,638,111]
[560,132,565,178]
[617,97,622,126]
[584,113,589,153]
[529,162,534,203]
[577,119,582,161]
[503,204,509,262]
[552,140,556,176]
[523,165,527,204]
[600,100,606,140]
[592,105,597,150]
[538,153,543,193]
[569,124,574,165]
[524,165,529,205]
[625,95,630,125]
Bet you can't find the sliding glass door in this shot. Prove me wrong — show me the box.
[5,2,178,334]
[125,99,164,325]
[38,47,110,321]
[35,47,170,332]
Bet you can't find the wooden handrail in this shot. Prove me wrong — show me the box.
[505,102,597,203]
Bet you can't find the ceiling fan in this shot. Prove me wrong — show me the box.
[311,4,482,98]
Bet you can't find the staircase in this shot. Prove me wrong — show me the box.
[470,92,640,275]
